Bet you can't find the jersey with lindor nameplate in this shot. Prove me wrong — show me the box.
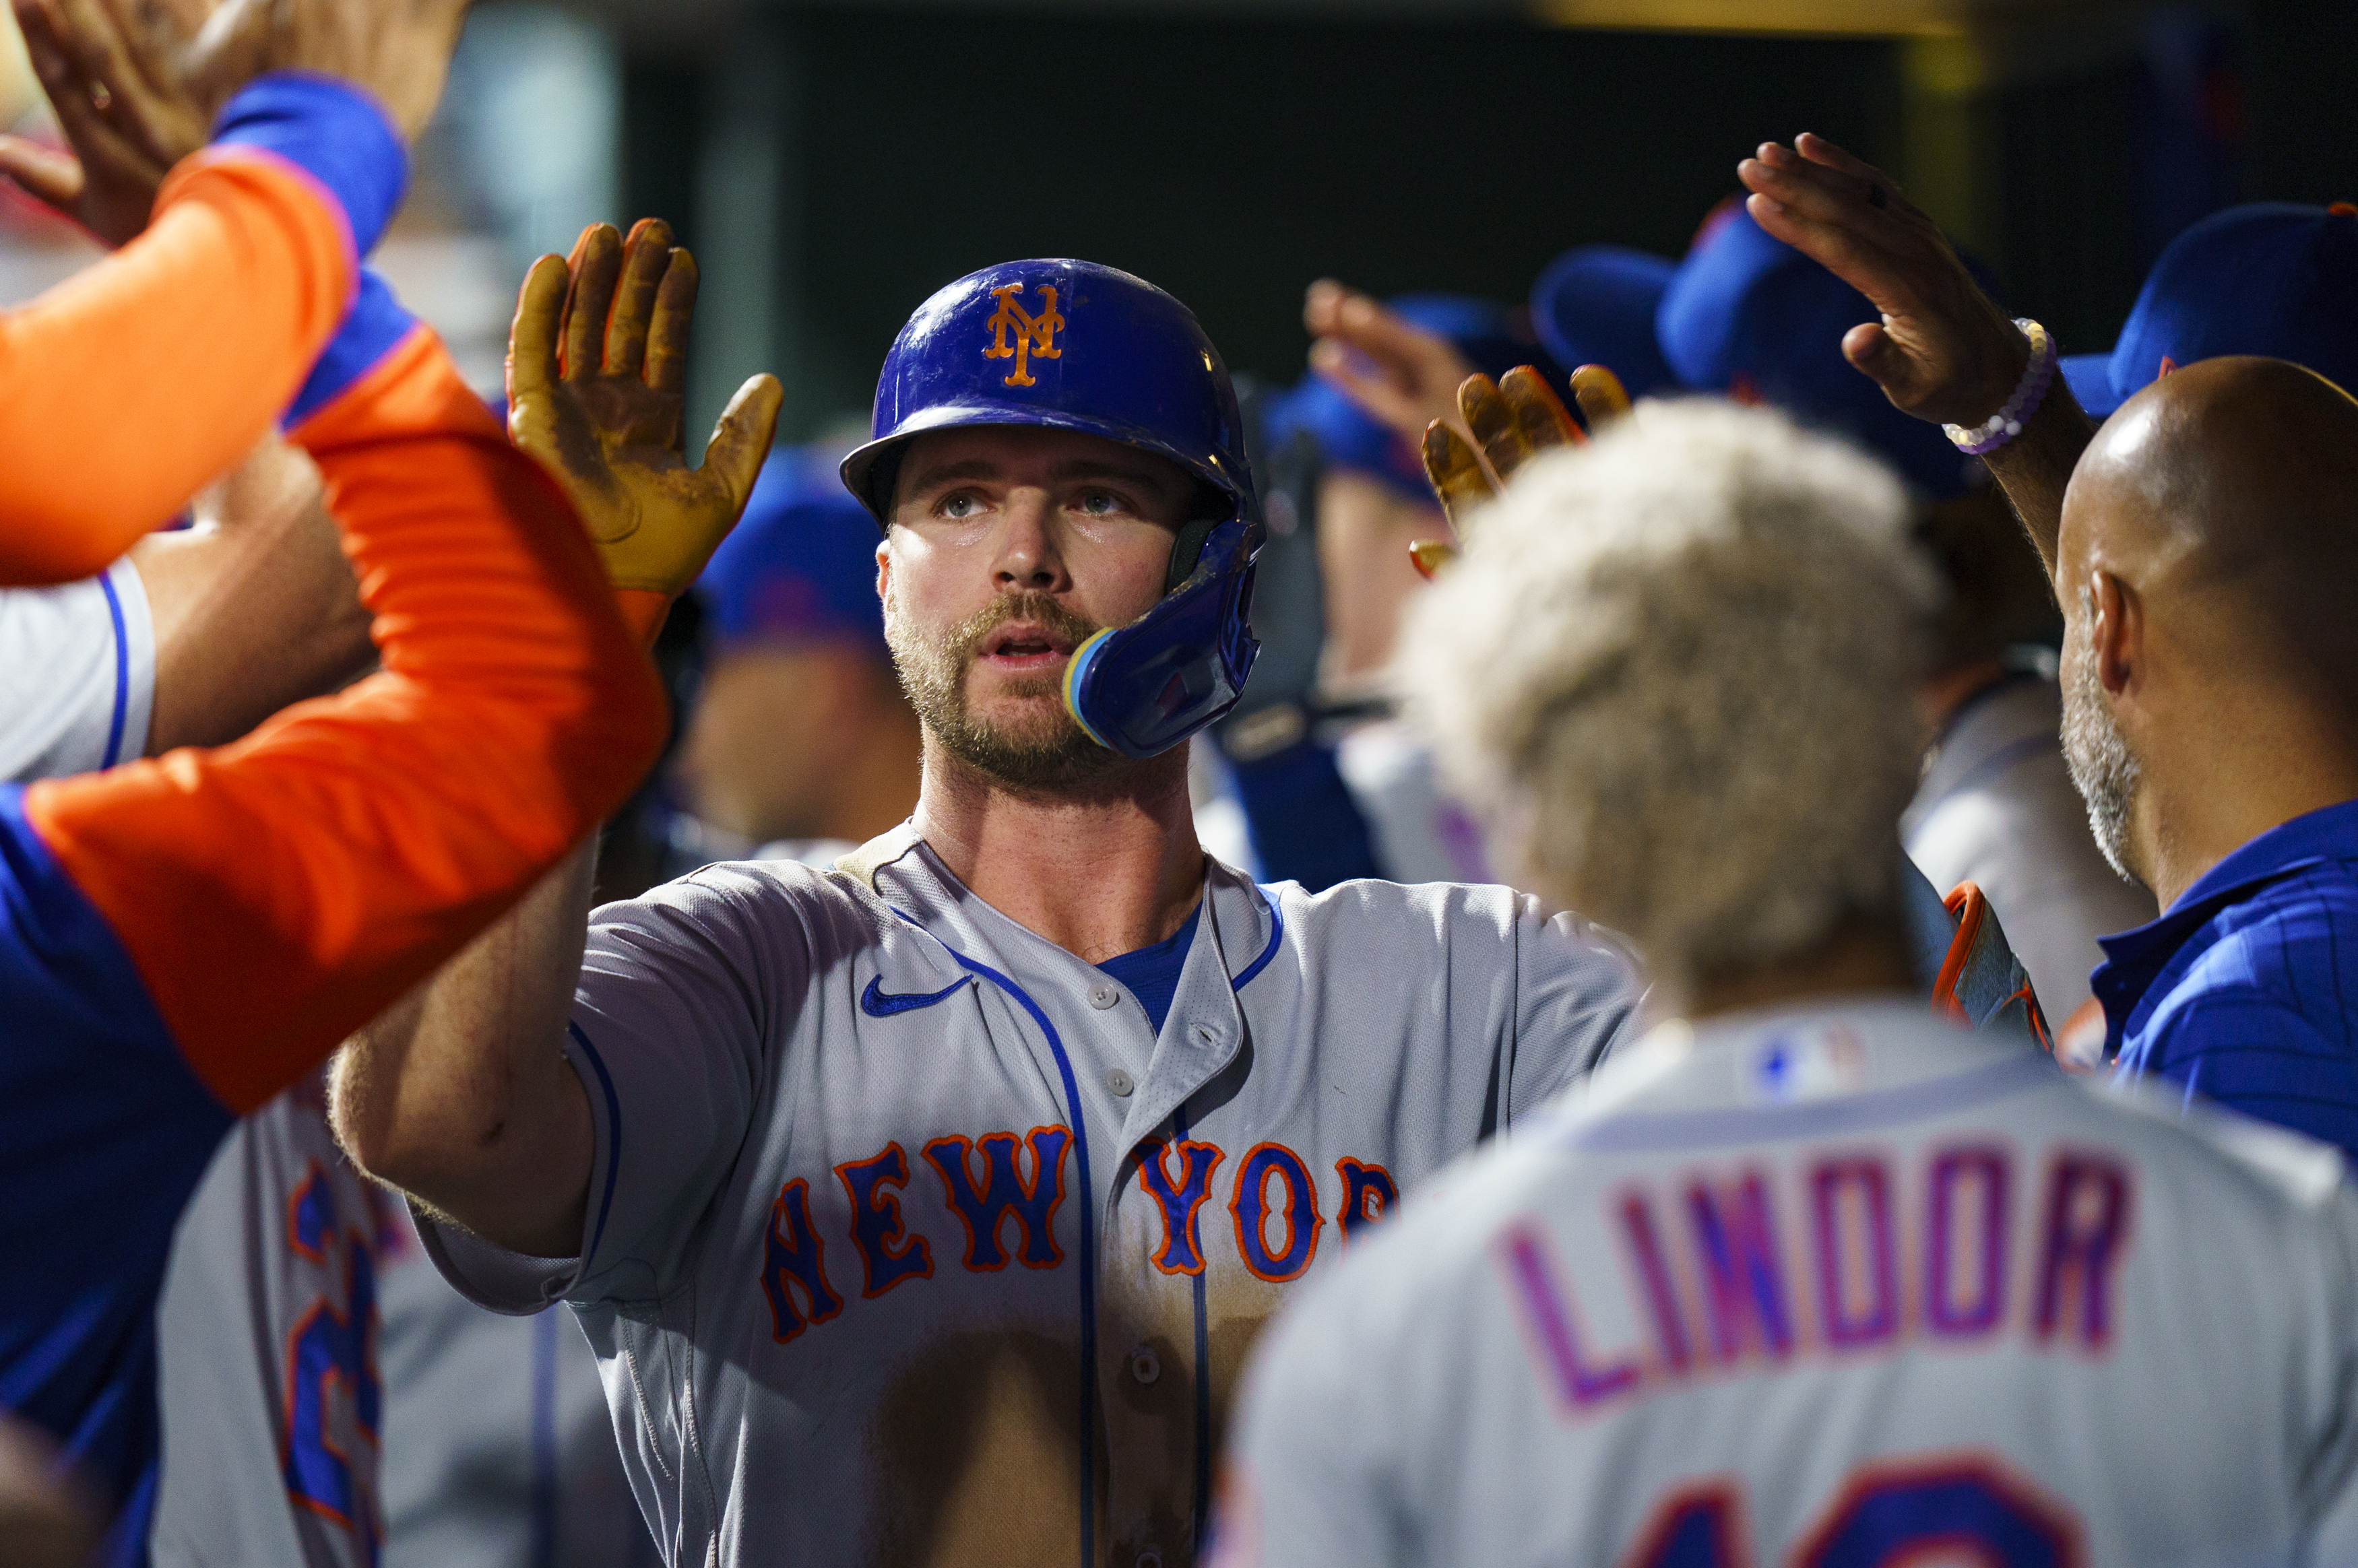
[1213,999,2358,1568]
[417,822,1645,1568]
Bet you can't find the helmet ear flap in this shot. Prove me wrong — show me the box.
[1164,511,1223,596]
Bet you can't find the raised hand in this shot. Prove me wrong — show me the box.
[1411,364,1601,577]
[0,0,211,245]
[1734,134,2031,430]
[1304,278,1479,449]
[1736,132,2093,574]
[507,218,783,599]
[0,0,470,247]
[194,0,472,141]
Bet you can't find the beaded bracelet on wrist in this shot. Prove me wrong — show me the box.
[1944,319,2056,456]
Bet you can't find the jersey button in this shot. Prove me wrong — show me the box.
[1136,1552,1164,1568]
[1105,1068,1137,1099]
[1088,983,1120,1010]
[1128,1346,1160,1385]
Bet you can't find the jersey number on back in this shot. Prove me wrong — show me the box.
[1627,1457,2080,1567]
[283,1161,383,1553]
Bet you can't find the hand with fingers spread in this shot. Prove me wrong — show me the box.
[1733,133,2039,430]
[1304,278,1481,450]
[507,218,784,616]
[1411,364,1601,577]
[0,0,469,246]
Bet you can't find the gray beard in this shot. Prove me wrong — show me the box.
[885,592,1130,794]
[2060,630,2145,885]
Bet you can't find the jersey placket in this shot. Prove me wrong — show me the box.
[1096,875,1266,1568]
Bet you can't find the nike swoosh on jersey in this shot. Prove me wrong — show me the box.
[860,976,969,1017]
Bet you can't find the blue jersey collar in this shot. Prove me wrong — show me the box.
[2093,797,2358,1054]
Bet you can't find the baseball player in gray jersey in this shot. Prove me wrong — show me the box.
[1214,398,2358,1567]
[332,257,1647,1568]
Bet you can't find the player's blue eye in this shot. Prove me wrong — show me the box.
[1078,492,1120,515]
[941,494,980,519]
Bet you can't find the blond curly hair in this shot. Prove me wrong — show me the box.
[1399,399,1940,994]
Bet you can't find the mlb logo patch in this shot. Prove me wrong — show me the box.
[1748,1022,1867,1103]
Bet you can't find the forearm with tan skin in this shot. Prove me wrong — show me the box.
[131,435,374,753]
[335,843,595,1257]
[334,217,779,1255]
[1733,135,2097,579]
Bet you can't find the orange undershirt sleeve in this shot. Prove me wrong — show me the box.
[0,149,353,587]
[24,327,668,1113]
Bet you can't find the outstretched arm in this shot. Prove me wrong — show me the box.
[20,294,669,1111]
[336,218,780,1257]
[1733,134,2094,576]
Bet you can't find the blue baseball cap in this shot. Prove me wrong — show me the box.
[2060,201,2358,417]
[698,446,887,655]
[1528,244,1678,397]
[1279,293,1555,501]
[1656,206,1988,500]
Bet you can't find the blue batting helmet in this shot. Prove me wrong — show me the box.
[839,259,1265,760]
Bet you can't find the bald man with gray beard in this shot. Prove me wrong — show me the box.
[1733,134,2358,1152]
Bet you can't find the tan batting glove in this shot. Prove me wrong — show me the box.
[507,218,784,639]
[1409,364,1631,579]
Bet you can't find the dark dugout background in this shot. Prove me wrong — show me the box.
[613,1,2358,444]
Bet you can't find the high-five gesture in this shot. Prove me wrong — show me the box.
[1735,132,2095,570]
[507,218,783,601]
[1303,278,1480,450]
[0,0,470,247]
[1411,364,1616,577]
[1,0,212,244]
[1734,134,2031,430]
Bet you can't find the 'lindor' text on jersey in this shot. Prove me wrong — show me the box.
[1502,1138,2133,1416]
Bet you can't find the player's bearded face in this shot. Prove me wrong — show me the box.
[2060,603,2146,886]
[886,589,1127,791]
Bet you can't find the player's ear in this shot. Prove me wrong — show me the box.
[875,540,894,616]
[2091,570,2137,696]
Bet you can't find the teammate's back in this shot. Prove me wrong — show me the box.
[1220,395,2358,1568]
[1221,999,2358,1566]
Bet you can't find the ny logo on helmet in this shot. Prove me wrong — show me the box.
[982,284,1064,387]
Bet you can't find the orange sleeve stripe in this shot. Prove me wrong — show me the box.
[0,148,353,587]
[25,328,666,1113]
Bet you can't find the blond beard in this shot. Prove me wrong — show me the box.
[885,589,1134,793]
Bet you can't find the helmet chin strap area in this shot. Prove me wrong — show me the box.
[1063,513,1263,760]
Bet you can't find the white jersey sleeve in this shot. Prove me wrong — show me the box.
[0,556,155,782]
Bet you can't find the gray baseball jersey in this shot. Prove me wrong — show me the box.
[152,1072,386,1568]
[151,1086,645,1568]
[376,1207,653,1568]
[0,557,154,779]
[1215,999,2358,1568]
[420,822,1645,1567]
